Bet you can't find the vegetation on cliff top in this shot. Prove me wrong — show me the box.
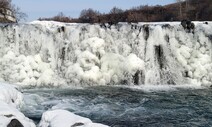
[39,0,212,23]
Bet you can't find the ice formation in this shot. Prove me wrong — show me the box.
[0,82,109,126]
[0,82,35,127]
[39,109,109,127]
[0,21,212,87]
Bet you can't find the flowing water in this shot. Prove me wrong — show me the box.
[21,85,212,127]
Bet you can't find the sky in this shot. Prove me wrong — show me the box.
[13,0,175,22]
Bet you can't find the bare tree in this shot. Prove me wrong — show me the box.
[176,0,183,19]
[0,0,11,8]
[11,5,27,22]
[79,8,100,23]
[54,12,65,21]
[110,7,123,14]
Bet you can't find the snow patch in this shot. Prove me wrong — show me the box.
[0,82,35,127]
[39,109,109,127]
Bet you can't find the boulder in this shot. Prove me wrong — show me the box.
[7,119,24,127]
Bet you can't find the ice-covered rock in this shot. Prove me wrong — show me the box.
[0,82,23,108]
[39,109,109,127]
[0,101,35,127]
[0,82,35,127]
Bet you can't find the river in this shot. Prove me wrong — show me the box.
[21,85,212,127]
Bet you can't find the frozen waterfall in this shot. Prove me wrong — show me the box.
[0,21,212,87]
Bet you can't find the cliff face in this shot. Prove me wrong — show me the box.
[0,8,16,23]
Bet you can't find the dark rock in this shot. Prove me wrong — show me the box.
[133,70,143,85]
[181,20,187,29]
[108,21,113,26]
[207,35,212,41]
[154,45,164,69]
[186,20,192,29]
[100,23,106,28]
[108,21,118,29]
[7,119,24,127]
[71,122,84,127]
[190,23,195,29]
[181,20,195,33]
[143,24,149,41]
[162,24,171,29]
[81,27,87,31]
[57,27,61,33]
[120,80,128,85]
[167,79,175,85]
[4,114,13,118]
[61,26,65,32]
[184,71,189,77]
[131,24,134,29]
[134,25,137,29]
[204,22,208,25]
[58,26,65,33]
[3,24,9,28]
[164,34,170,42]
[61,47,66,61]
[139,27,142,32]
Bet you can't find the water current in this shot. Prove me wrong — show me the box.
[21,86,212,127]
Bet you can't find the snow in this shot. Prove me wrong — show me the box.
[39,109,109,127]
[0,101,36,127]
[0,82,35,127]
[0,82,23,108]
[0,21,212,86]
[0,82,109,127]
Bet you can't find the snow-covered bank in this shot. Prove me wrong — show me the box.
[0,82,35,127]
[39,109,109,127]
[0,102,36,127]
[0,21,212,87]
[0,83,109,126]
[0,82,23,108]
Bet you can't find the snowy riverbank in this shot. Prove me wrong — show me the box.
[0,82,35,126]
[0,82,108,127]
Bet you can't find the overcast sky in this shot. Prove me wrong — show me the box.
[13,0,175,22]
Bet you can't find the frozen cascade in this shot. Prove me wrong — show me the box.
[0,21,212,87]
